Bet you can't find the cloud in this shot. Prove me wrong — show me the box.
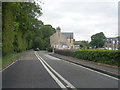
[38,0,118,41]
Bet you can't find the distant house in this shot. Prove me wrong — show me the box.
[104,37,120,50]
[74,45,80,49]
[50,27,75,49]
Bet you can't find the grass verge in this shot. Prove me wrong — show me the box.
[0,48,2,70]
[2,50,29,70]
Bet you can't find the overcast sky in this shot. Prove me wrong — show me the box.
[38,0,119,41]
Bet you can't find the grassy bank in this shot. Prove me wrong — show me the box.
[2,50,29,69]
[0,48,2,70]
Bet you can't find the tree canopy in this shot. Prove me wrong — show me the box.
[74,40,89,49]
[2,2,56,56]
[90,32,106,48]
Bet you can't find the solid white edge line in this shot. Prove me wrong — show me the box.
[36,52,76,89]
[34,51,68,90]
[62,59,119,81]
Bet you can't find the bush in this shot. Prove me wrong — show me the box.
[55,49,74,56]
[47,47,53,52]
[54,49,120,66]
[74,50,120,66]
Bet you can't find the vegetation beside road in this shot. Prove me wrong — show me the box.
[2,2,55,56]
[90,32,106,48]
[2,2,56,69]
[74,40,89,49]
[74,32,106,49]
[0,49,1,70]
[74,50,119,66]
[54,49,120,66]
[2,50,27,69]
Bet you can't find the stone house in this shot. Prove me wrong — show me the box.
[50,27,75,49]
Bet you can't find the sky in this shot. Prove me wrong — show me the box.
[38,0,119,41]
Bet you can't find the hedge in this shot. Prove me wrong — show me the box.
[74,50,120,66]
[47,47,53,52]
[55,49,120,66]
[55,49,74,56]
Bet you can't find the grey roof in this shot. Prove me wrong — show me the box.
[62,33,73,39]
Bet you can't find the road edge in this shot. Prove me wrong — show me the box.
[49,54,120,80]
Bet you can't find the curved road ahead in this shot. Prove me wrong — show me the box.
[2,51,119,89]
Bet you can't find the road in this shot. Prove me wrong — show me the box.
[2,51,119,89]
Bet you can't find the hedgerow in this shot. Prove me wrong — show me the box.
[55,49,74,56]
[74,50,120,66]
[55,49,120,66]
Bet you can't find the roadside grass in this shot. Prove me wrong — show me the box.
[0,57,1,70]
[0,48,1,70]
[2,50,31,70]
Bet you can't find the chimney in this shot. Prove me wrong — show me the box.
[56,27,61,33]
[56,27,61,37]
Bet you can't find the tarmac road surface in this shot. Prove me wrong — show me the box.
[2,51,119,89]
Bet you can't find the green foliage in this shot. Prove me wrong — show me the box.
[74,50,120,66]
[40,25,56,39]
[2,2,56,56]
[74,40,89,49]
[0,2,1,44]
[47,47,53,52]
[2,3,15,55]
[90,32,106,48]
[2,50,27,69]
[32,24,56,50]
[54,49,119,66]
[55,49,74,56]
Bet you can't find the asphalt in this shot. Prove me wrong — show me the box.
[2,51,60,88]
[2,51,119,89]
[38,51,118,88]
[49,52,119,79]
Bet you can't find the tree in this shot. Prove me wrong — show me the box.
[90,32,106,48]
[32,24,56,50]
[2,2,43,55]
[0,2,1,44]
[74,40,89,49]
[2,2,56,55]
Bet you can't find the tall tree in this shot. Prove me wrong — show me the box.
[2,3,15,55]
[32,24,56,49]
[2,2,56,55]
[2,2,42,55]
[90,32,106,48]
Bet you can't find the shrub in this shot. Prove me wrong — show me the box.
[47,47,53,52]
[74,50,120,66]
[54,49,120,66]
[55,49,74,56]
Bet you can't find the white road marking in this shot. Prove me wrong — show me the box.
[35,52,68,90]
[35,51,76,90]
[61,59,119,80]
[45,54,61,60]
[43,54,119,80]
[39,55,76,89]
